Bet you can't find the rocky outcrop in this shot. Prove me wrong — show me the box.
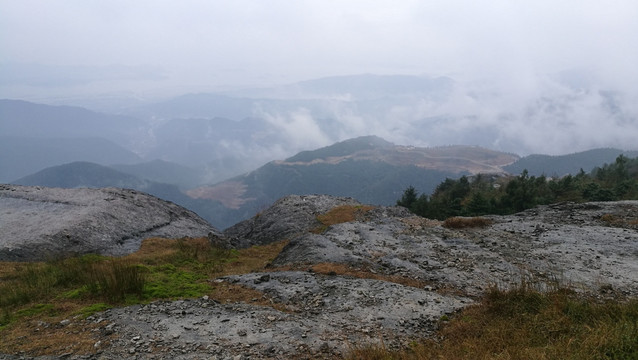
[2,195,638,359]
[223,194,361,248]
[266,199,638,298]
[0,185,220,261]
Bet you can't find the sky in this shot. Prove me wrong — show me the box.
[1,0,638,156]
[2,0,638,94]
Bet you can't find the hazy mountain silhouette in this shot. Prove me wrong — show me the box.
[110,159,205,189]
[0,137,141,183]
[505,148,638,177]
[0,99,143,145]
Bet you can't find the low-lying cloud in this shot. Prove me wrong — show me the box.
[250,73,638,156]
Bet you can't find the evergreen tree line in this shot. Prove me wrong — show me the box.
[397,155,638,220]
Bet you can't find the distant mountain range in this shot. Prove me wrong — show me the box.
[8,135,638,230]
[3,73,637,228]
[0,99,143,145]
[230,73,454,100]
[185,136,518,228]
[3,72,638,186]
[0,136,141,183]
[505,148,638,177]
[110,159,205,189]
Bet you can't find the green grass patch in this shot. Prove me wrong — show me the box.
[62,287,87,299]
[84,259,146,302]
[75,303,110,318]
[0,308,11,331]
[142,265,210,299]
[15,303,56,318]
[0,238,238,311]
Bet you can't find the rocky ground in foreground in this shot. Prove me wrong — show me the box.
[2,193,637,359]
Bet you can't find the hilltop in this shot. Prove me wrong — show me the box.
[187,136,519,228]
[1,190,636,358]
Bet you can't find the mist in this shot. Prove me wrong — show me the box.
[1,0,637,158]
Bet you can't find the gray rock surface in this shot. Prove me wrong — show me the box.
[2,195,638,359]
[271,200,638,297]
[0,184,220,261]
[91,272,468,359]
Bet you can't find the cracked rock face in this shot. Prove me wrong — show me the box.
[0,185,220,261]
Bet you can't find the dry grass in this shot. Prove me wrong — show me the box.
[312,205,375,233]
[318,205,375,225]
[443,216,493,229]
[216,240,288,276]
[0,300,113,356]
[346,284,638,360]
[311,263,428,288]
[600,213,638,228]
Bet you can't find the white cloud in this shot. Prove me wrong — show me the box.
[258,107,332,151]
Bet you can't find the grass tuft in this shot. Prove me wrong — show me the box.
[85,259,146,302]
[600,213,638,228]
[312,205,375,233]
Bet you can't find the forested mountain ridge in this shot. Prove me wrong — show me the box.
[399,154,638,219]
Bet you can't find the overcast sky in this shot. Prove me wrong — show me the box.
[2,0,638,94]
[2,1,638,156]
